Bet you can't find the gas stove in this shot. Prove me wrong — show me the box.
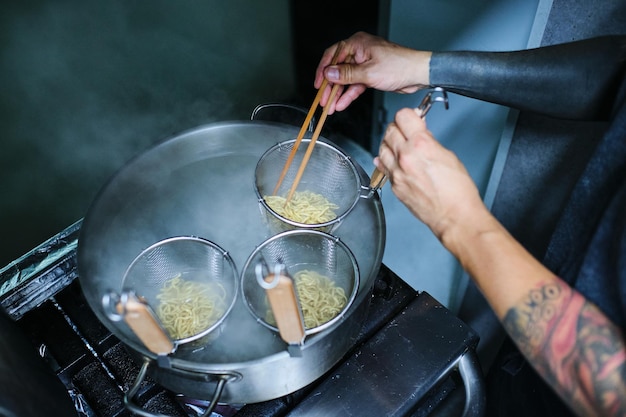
[0,220,484,417]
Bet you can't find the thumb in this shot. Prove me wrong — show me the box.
[325,63,365,86]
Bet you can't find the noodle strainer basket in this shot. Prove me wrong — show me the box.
[103,236,239,351]
[254,139,364,233]
[241,229,360,340]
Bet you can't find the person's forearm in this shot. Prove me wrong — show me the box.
[430,36,626,121]
[441,207,549,318]
[504,278,626,417]
[443,210,626,416]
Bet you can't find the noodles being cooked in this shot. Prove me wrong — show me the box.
[296,270,348,328]
[264,190,339,224]
[266,269,348,329]
[156,274,227,340]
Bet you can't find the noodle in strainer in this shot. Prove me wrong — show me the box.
[241,229,359,337]
[255,139,363,233]
[116,236,238,346]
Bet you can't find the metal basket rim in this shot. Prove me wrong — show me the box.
[254,138,363,228]
[240,229,360,337]
[120,235,240,345]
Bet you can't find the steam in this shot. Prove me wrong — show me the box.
[1,0,304,364]
[0,0,295,265]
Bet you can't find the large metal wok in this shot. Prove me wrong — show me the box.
[77,120,385,406]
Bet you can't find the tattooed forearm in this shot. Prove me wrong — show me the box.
[503,278,626,417]
[503,281,570,358]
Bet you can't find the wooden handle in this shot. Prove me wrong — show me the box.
[369,167,388,189]
[265,274,306,345]
[117,294,174,355]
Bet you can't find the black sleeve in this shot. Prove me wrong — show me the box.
[429,35,626,121]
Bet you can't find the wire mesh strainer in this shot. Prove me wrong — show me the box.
[241,229,359,338]
[106,236,238,348]
[255,139,363,233]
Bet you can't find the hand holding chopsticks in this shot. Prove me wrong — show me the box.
[273,38,448,198]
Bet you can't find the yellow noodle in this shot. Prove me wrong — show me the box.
[156,274,227,340]
[264,190,339,224]
[265,269,348,329]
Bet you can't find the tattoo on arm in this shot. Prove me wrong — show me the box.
[503,279,626,416]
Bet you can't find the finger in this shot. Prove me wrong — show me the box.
[394,108,431,138]
[319,45,356,110]
[325,60,368,87]
[320,84,345,113]
[379,123,404,165]
[395,107,429,135]
[333,84,367,112]
[376,142,395,180]
[373,155,388,179]
[319,83,331,108]
[373,155,383,170]
[381,120,407,156]
[316,40,351,89]
[392,108,434,152]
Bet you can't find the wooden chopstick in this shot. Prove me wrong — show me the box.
[285,83,341,202]
[272,41,346,196]
[272,82,326,195]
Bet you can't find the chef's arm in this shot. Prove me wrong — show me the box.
[445,199,626,417]
[430,35,626,121]
[376,109,626,417]
[317,33,625,120]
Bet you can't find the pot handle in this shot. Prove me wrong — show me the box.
[456,349,487,417]
[251,103,315,133]
[124,359,230,417]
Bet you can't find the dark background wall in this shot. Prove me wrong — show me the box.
[0,0,299,266]
[0,0,382,267]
